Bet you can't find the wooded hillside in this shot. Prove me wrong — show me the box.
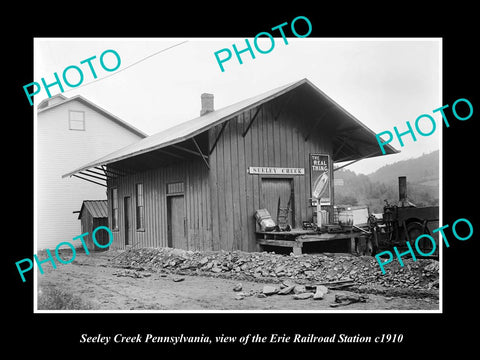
[334,150,439,212]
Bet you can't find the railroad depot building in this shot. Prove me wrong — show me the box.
[64,79,397,252]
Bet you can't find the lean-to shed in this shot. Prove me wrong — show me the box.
[77,200,109,251]
[64,78,397,252]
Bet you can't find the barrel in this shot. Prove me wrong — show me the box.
[338,211,354,229]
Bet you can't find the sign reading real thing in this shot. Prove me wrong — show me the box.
[248,167,305,175]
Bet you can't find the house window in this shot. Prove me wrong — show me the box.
[69,110,85,131]
[136,183,145,230]
[112,188,118,230]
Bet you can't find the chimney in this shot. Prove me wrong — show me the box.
[200,93,214,116]
[398,176,415,207]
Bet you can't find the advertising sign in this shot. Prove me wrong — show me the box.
[310,154,331,205]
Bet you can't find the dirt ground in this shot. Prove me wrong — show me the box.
[36,250,439,311]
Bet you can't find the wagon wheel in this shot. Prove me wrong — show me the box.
[406,221,433,255]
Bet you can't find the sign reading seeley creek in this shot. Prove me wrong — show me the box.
[248,167,305,175]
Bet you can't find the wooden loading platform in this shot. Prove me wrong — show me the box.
[256,229,369,255]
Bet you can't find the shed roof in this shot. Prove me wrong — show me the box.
[38,94,148,139]
[78,200,108,219]
[63,78,398,178]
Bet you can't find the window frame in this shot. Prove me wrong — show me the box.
[166,181,185,196]
[135,183,145,231]
[111,188,119,231]
[68,110,86,131]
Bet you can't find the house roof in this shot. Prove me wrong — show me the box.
[38,94,148,139]
[38,94,68,108]
[78,200,108,219]
[63,78,398,178]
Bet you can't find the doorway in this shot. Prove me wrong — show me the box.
[124,196,132,246]
[261,178,294,227]
[167,195,187,249]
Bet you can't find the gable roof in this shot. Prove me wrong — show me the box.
[78,200,108,219]
[63,78,398,178]
[38,94,148,139]
[38,94,68,108]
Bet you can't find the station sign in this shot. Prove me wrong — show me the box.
[248,166,305,175]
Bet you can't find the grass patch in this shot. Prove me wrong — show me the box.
[37,286,94,310]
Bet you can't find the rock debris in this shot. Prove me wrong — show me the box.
[110,247,439,299]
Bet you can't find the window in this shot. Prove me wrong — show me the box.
[112,188,118,230]
[136,183,145,230]
[167,182,184,195]
[69,110,85,131]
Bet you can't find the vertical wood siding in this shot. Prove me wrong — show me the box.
[107,97,333,252]
[107,160,211,251]
[79,209,108,251]
[209,99,334,252]
[79,209,94,250]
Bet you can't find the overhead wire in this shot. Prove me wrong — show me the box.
[61,40,189,94]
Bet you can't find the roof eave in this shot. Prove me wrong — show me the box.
[38,95,148,139]
[62,80,309,178]
[62,78,399,178]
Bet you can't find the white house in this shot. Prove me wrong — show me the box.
[36,94,147,250]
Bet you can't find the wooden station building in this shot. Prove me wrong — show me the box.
[64,79,397,252]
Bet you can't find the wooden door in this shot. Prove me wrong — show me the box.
[93,218,109,249]
[124,196,132,246]
[167,195,187,249]
[261,178,294,227]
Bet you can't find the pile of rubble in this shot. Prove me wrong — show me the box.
[231,280,368,305]
[109,247,439,297]
[231,280,330,301]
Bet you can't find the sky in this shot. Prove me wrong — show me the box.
[34,37,441,174]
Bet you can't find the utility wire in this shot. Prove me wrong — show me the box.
[61,40,189,94]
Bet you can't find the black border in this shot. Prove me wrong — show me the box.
[7,5,478,354]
